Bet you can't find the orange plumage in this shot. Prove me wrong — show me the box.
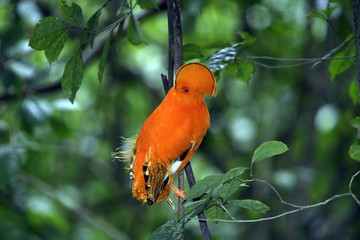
[127,62,216,208]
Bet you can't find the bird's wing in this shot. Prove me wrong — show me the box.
[131,89,209,205]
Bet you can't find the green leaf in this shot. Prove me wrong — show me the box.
[237,31,256,47]
[229,199,270,214]
[118,0,130,15]
[329,51,352,80]
[222,167,247,183]
[225,61,254,83]
[81,8,102,48]
[127,14,144,45]
[29,17,70,51]
[183,198,207,216]
[98,28,114,82]
[138,0,158,10]
[306,11,327,20]
[328,36,355,80]
[307,5,339,21]
[349,80,359,105]
[183,43,204,62]
[349,140,360,161]
[61,48,84,103]
[205,201,227,221]
[148,218,189,240]
[351,117,360,129]
[44,27,69,63]
[324,3,339,18]
[251,141,289,164]
[115,21,124,56]
[80,30,94,49]
[218,179,242,201]
[184,174,222,201]
[87,8,102,30]
[60,1,86,27]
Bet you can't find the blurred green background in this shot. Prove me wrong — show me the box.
[1,0,359,239]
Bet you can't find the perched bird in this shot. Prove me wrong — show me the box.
[121,62,217,208]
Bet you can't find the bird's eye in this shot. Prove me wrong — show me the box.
[183,88,189,93]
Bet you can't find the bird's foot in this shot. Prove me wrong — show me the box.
[170,184,187,199]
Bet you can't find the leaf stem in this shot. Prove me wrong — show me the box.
[349,169,360,205]
[242,55,356,69]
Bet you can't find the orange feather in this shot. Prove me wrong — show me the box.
[127,62,216,208]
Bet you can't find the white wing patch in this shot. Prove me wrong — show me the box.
[170,161,182,174]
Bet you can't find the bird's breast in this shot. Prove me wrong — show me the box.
[137,93,209,162]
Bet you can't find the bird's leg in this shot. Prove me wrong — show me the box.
[170,184,187,199]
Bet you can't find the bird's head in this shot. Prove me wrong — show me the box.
[175,62,217,97]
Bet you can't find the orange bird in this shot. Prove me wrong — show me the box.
[124,62,216,208]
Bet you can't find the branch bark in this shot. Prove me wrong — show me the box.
[164,1,211,239]
[184,163,211,240]
[164,1,185,239]
[352,0,360,137]
[352,0,360,104]
[172,0,185,234]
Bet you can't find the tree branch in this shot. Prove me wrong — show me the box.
[173,0,183,72]
[172,0,185,234]
[352,0,360,105]
[352,0,360,138]
[164,1,210,239]
[184,163,212,240]
[165,0,175,91]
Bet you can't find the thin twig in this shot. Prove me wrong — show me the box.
[245,178,306,209]
[349,169,360,205]
[187,168,360,224]
[196,192,352,223]
[217,201,237,221]
[243,55,355,61]
[243,55,355,69]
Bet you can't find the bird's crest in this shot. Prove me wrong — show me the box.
[175,62,217,97]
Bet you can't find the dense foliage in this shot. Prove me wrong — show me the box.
[1,0,359,239]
